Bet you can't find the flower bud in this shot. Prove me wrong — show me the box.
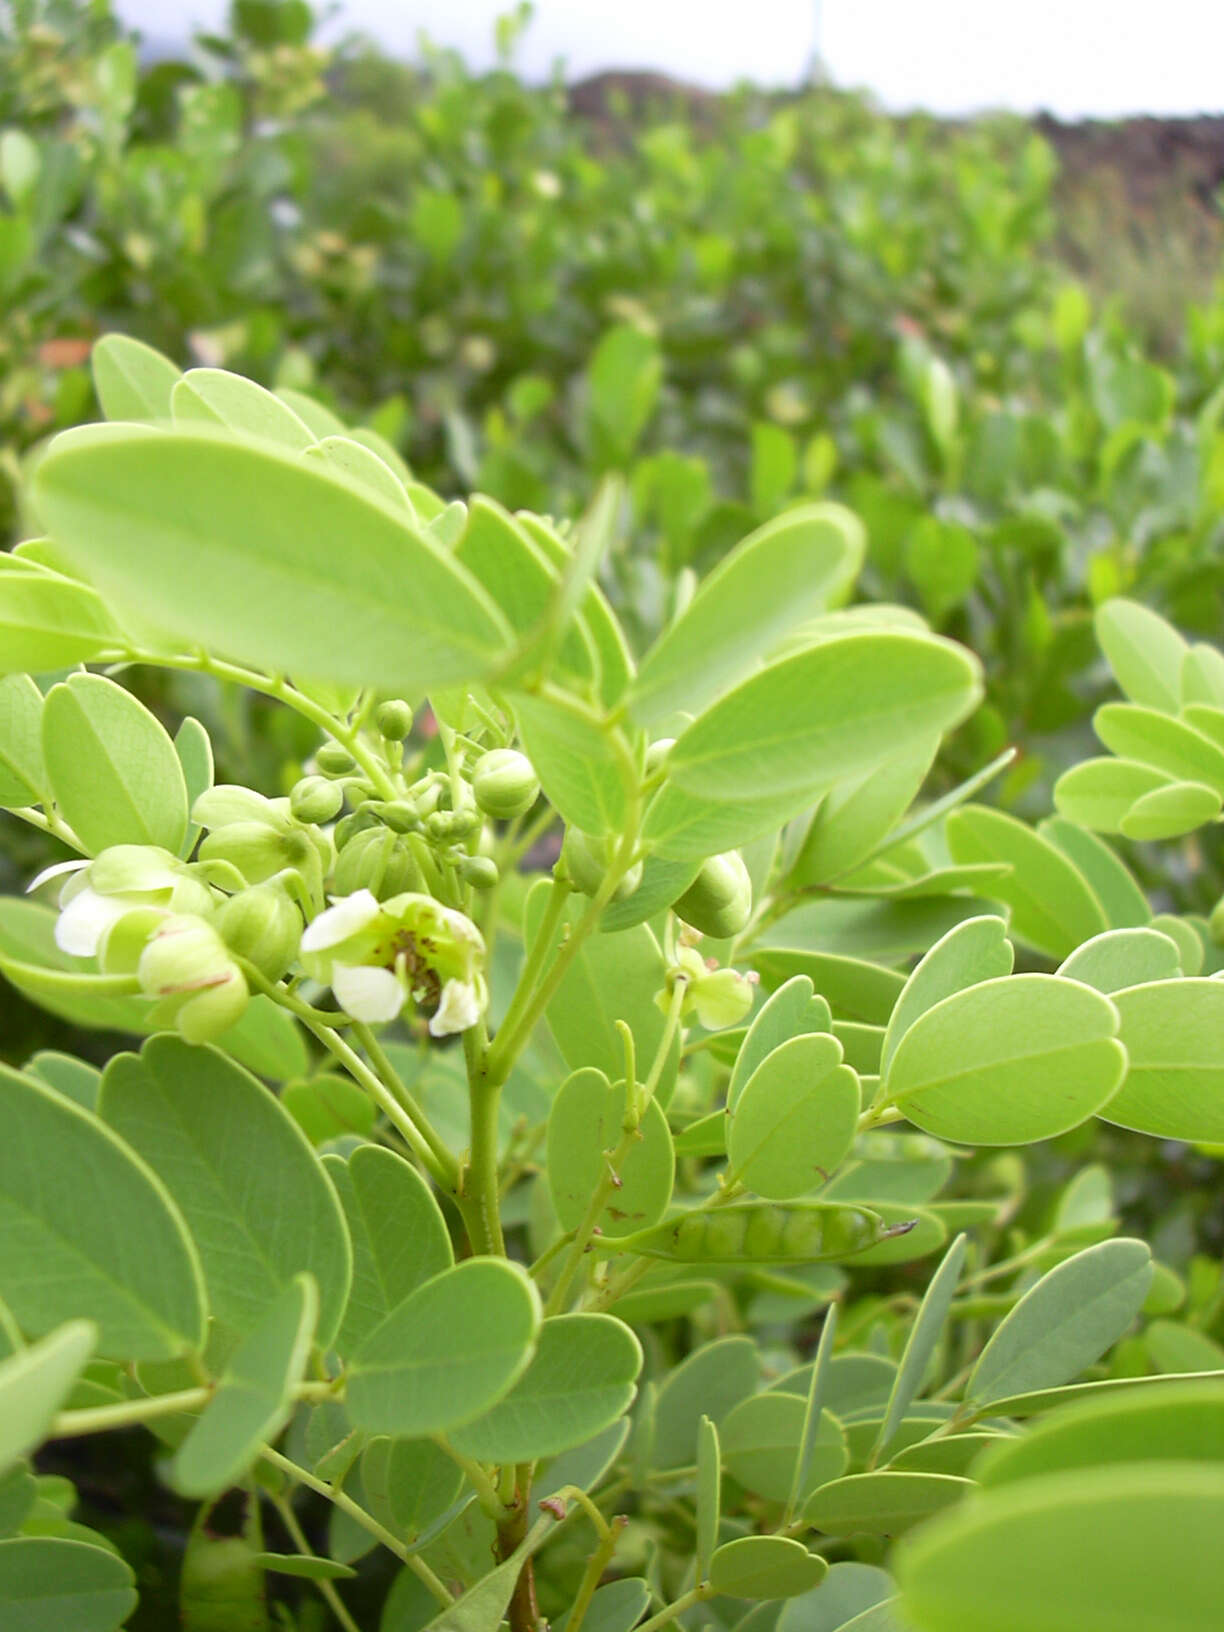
[375,699,414,741]
[458,853,499,890]
[192,785,291,832]
[315,742,356,777]
[334,807,382,849]
[216,886,302,980]
[560,829,643,901]
[472,749,540,821]
[370,800,420,835]
[199,822,314,887]
[290,775,344,825]
[138,914,250,1044]
[644,737,676,777]
[673,851,752,938]
[333,826,424,900]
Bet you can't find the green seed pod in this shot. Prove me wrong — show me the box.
[216,885,302,981]
[315,742,356,777]
[333,826,424,900]
[644,737,676,777]
[560,828,642,901]
[673,850,752,938]
[458,853,500,890]
[290,775,344,825]
[472,749,540,821]
[596,1202,899,1265]
[375,699,414,741]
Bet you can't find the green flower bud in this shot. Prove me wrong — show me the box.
[334,807,382,849]
[644,737,676,776]
[371,800,421,835]
[561,829,643,901]
[138,914,250,1044]
[315,742,356,777]
[375,699,414,740]
[458,853,499,890]
[199,822,314,887]
[290,776,344,825]
[673,851,752,938]
[216,886,302,980]
[472,749,540,820]
[333,826,425,900]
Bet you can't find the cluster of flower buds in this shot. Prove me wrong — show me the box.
[34,845,257,1044]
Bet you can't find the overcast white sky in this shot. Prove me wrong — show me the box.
[117,0,1224,118]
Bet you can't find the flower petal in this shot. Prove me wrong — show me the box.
[332,962,404,1023]
[55,887,130,958]
[429,978,483,1037]
[26,858,90,896]
[301,889,381,953]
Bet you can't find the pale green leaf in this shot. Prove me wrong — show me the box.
[1119,780,1220,839]
[885,975,1125,1145]
[98,1037,352,1347]
[1057,928,1182,993]
[172,1274,318,1496]
[0,1065,206,1359]
[450,1313,641,1462]
[1095,701,1224,794]
[43,674,188,855]
[896,1464,1224,1632]
[728,975,832,1111]
[630,503,865,729]
[0,560,118,676]
[0,1536,137,1631]
[0,1322,95,1476]
[805,1471,972,1535]
[709,1535,828,1599]
[1052,756,1173,833]
[881,917,1013,1080]
[91,334,180,423]
[172,368,316,449]
[513,692,631,835]
[546,1069,674,1238]
[33,425,514,695]
[0,675,45,807]
[727,1033,859,1198]
[346,1260,541,1438]
[1101,978,1224,1141]
[965,1239,1152,1408]
[875,1235,968,1460]
[944,805,1108,958]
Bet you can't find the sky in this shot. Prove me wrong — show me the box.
[115,0,1224,119]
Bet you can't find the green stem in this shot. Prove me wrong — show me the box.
[118,647,399,799]
[353,1021,456,1179]
[52,1379,334,1438]
[544,983,687,1317]
[284,999,457,1191]
[485,873,572,1086]
[636,1585,714,1632]
[51,1386,212,1436]
[10,803,88,854]
[462,1021,505,1257]
[272,1493,363,1632]
[435,1434,509,1519]
[563,1515,627,1632]
[259,1446,453,1606]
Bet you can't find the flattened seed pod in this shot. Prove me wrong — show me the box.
[596,1201,909,1265]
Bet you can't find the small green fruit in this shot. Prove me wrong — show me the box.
[472,749,540,821]
[673,851,752,938]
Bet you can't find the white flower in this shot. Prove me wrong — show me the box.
[301,889,381,953]
[429,978,483,1038]
[54,887,136,957]
[331,962,405,1023]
